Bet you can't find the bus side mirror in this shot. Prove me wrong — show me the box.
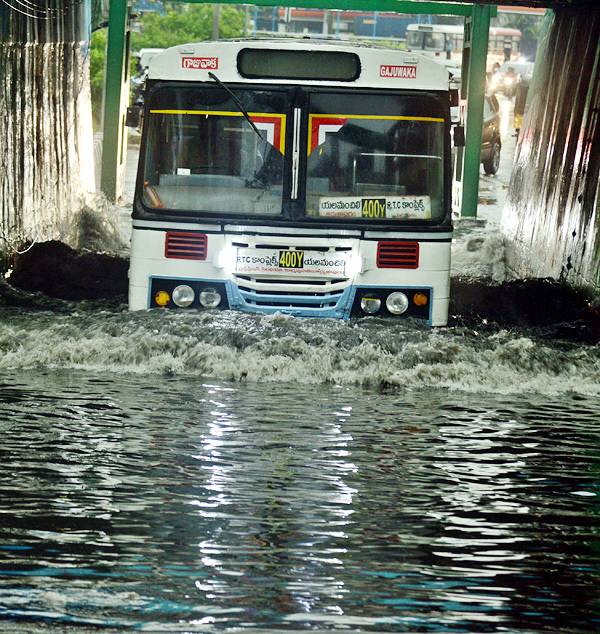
[450,88,459,107]
[126,106,141,128]
[453,125,465,147]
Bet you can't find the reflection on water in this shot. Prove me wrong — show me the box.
[0,186,599,631]
[1,371,600,633]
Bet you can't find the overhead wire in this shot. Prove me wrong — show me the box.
[0,0,84,20]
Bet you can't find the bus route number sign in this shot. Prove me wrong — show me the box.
[318,196,431,220]
[279,250,304,268]
[362,198,386,219]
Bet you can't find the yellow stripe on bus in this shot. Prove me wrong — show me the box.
[149,109,285,118]
[149,110,286,153]
[308,114,444,122]
[307,113,444,154]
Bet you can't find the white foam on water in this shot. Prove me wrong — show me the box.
[0,586,243,632]
[0,307,598,397]
[4,197,596,397]
[451,218,508,281]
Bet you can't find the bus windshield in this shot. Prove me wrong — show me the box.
[141,85,446,222]
[142,85,286,216]
[406,30,446,52]
[306,91,445,221]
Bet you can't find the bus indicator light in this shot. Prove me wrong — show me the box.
[155,291,170,307]
[414,293,428,306]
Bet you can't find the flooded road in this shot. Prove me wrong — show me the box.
[2,243,600,633]
[2,372,600,633]
[2,96,600,633]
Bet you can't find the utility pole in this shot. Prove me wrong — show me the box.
[212,4,220,40]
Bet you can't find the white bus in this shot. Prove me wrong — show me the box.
[128,39,455,325]
[406,23,522,73]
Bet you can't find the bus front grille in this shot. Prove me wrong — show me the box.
[232,275,349,310]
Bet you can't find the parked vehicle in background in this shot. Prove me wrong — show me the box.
[451,93,501,175]
[481,93,501,175]
[131,49,164,107]
[135,48,164,72]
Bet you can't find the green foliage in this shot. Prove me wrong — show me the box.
[90,28,107,132]
[88,3,246,132]
[131,3,246,50]
[500,14,543,60]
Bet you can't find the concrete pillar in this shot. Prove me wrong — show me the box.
[100,0,129,202]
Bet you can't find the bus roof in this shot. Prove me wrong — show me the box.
[146,38,451,91]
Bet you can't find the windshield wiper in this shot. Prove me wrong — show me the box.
[208,71,265,141]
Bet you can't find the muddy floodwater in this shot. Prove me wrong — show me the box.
[1,247,600,633]
[2,93,600,632]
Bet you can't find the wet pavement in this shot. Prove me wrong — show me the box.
[476,95,517,226]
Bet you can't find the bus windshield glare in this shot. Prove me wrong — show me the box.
[142,86,446,222]
[406,30,446,52]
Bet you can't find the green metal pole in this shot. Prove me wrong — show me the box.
[461,4,491,217]
[100,0,128,202]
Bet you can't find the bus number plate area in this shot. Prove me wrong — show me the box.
[235,249,346,277]
[318,196,431,220]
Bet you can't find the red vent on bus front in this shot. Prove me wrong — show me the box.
[376,241,419,269]
[165,232,207,260]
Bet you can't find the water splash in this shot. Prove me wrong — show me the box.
[0,2,95,258]
[0,307,595,396]
[452,218,508,282]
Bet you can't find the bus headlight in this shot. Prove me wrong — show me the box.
[386,292,409,315]
[172,285,195,307]
[217,246,237,274]
[199,287,222,309]
[346,253,363,277]
[360,293,381,314]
